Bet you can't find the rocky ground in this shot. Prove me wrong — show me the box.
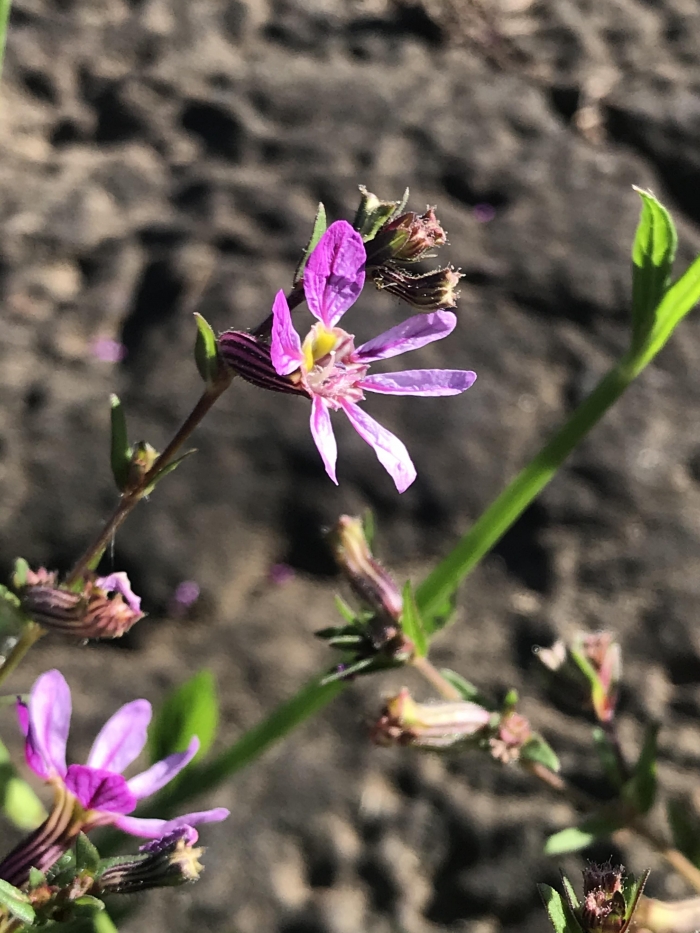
[2,0,700,931]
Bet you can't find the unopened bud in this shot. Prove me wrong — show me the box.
[372,688,491,749]
[365,208,447,266]
[581,864,627,933]
[96,830,204,894]
[330,516,403,623]
[353,186,408,242]
[579,632,621,723]
[489,711,533,764]
[217,331,308,395]
[371,264,462,311]
[539,632,621,723]
[124,442,159,492]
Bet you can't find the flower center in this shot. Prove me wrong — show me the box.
[300,324,368,406]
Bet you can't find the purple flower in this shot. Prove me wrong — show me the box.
[18,670,229,840]
[270,220,476,492]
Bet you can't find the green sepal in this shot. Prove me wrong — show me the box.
[110,394,132,492]
[667,797,700,866]
[194,313,220,384]
[538,883,584,933]
[75,832,101,873]
[149,670,219,765]
[592,726,624,788]
[12,558,29,589]
[294,202,327,284]
[631,188,677,354]
[400,582,427,657]
[0,878,36,926]
[439,669,489,706]
[28,868,46,888]
[521,733,560,773]
[353,186,408,242]
[621,722,658,814]
[502,688,519,713]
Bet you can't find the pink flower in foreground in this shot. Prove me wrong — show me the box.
[18,670,229,840]
[266,220,476,492]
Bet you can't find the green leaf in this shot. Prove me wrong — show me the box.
[521,733,560,773]
[634,251,700,372]
[622,722,658,814]
[193,313,220,384]
[621,869,650,922]
[333,595,357,625]
[537,884,583,933]
[0,878,35,926]
[28,868,46,888]
[560,874,580,912]
[73,895,105,916]
[294,203,327,284]
[439,669,487,705]
[400,582,427,658]
[93,909,119,933]
[12,558,29,589]
[631,188,677,354]
[592,726,624,788]
[109,395,131,492]
[0,738,46,830]
[75,833,100,873]
[544,813,625,855]
[149,670,219,765]
[143,449,197,495]
[667,798,700,866]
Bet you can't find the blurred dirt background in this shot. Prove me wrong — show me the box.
[2,0,700,930]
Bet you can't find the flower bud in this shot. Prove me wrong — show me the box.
[537,632,621,723]
[365,208,447,266]
[489,711,533,764]
[96,830,204,894]
[371,688,491,749]
[371,264,462,311]
[124,441,159,493]
[580,864,627,933]
[579,632,621,723]
[353,186,408,241]
[330,516,403,624]
[217,331,308,395]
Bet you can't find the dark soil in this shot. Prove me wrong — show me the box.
[2,1,700,931]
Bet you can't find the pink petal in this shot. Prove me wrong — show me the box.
[309,396,338,484]
[64,764,137,814]
[94,572,142,614]
[271,290,303,376]
[354,311,457,362]
[127,737,199,800]
[304,220,366,327]
[23,670,71,779]
[340,402,417,493]
[359,369,477,396]
[87,699,151,774]
[114,808,230,841]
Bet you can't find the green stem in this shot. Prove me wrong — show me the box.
[0,623,44,689]
[416,355,636,620]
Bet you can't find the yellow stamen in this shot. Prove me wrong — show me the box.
[302,325,337,372]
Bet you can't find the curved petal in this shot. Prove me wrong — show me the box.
[309,396,338,485]
[127,737,199,800]
[354,311,457,362]
[340,402,416,493]
[304,220,366,327]
[65,764,136,814]
[94,572,141,614]
[271,290,303,376]
[359,369,477,396]
[87,699,151,774]
[114,807,230,841]
[23,670,71,779]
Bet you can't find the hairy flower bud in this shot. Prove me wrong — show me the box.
[371,264,462,311]
[372,688,491,748]
[96,830,204,894]
[330,516,403,624]
[365,208,447,266]
[581,864,627,933]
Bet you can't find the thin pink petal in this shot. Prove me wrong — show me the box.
[271,290,303,376]
[87,699,151,774]
[64,765,137,814]
[24,670,71,779]
[340,402,417,493]
[304,220,366,327]
[355,311,457,362]
[359,369,477,396]
[94,572,142,614]
[114,808,230,841]
[127,737,199,800]
[309,396,338,484]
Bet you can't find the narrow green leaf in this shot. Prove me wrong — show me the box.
[544,812,625,855]
[75,833,100,873]
[0,738,46,830]
[635,251,700,371]
[28,868,46,888]
[400,582,427,658]
[592,726,624,788]
[622,869,650,923]
[623,722,658,814]
[294,203,327,284]
[109,395,131,492]
[631,188,677,353]
[333,595,357,625]
[0,879,35,925]
[439,669,487,705]
[521,733,560,773]
[537,884,583,933]
[149,670,219,765]
[560,874,580,912]
[143,448,197,494]
[93,909,119,933]
[193,313,220,384]
[73,895,106,916]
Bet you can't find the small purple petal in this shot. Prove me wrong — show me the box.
[359,369,477,396]
[354,311,457,362]
[304,220,366,327]
[87,699,151,774]
[340,402,417,493]
[95,572,142,614]
[127,737,199,800]
[23,670,71,779]
[64,764,137,814]
[140,826,199,852]
[309,396,338,484]
[114,808,230,841]
[271,290,303,376]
